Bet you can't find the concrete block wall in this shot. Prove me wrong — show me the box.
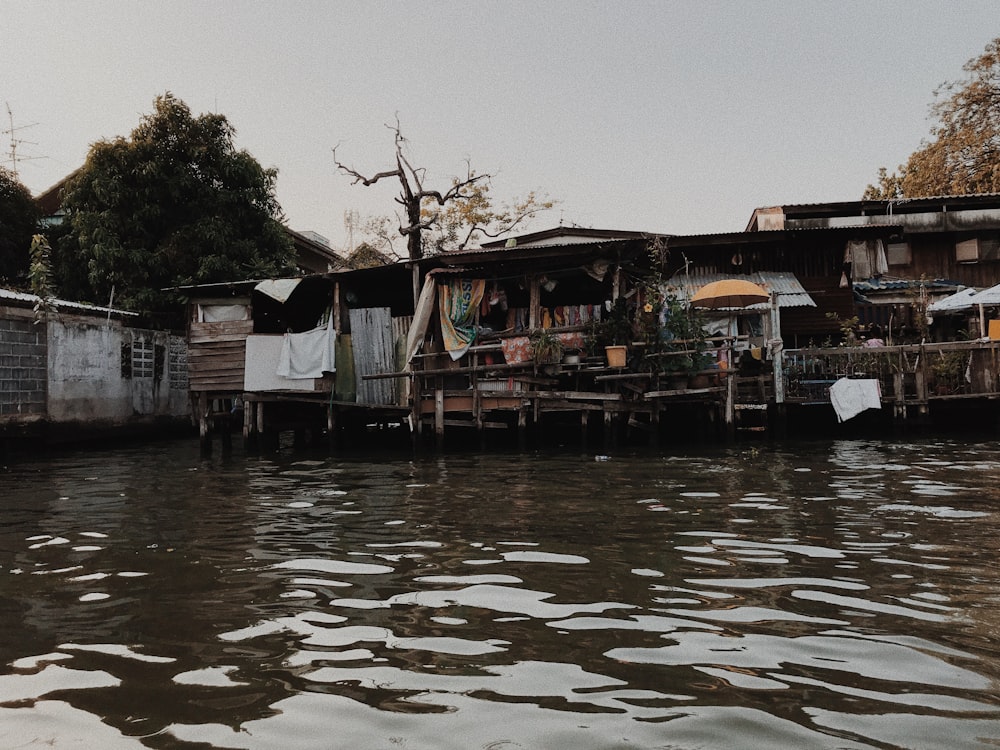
[0,303,192,439]
[0,314,47,418]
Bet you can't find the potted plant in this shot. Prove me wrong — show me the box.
[929,349,965,395]
[657,295,713,387]
[588,298,631,368]
[530,328,564,365]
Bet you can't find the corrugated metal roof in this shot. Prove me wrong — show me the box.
[928,287,979,312]
[662,272,815,309]
[853,278,960,292]
[0,288,137,317]
[778,193,1000,211]
[670,224,901,243]
[481,227,666,248]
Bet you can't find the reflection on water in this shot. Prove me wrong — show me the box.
[2,439,1000,748]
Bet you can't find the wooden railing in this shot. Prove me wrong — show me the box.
[782,340,1000,404]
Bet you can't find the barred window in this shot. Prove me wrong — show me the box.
[132,339,155,378]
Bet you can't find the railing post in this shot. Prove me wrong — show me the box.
[769,292,785,404]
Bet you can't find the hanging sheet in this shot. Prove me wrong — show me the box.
[199,304,249,322]
[439,278,485,360]
[829,377,881,423]
[845,240,888,280]
[277,314,336,379]
[405,274,437,365]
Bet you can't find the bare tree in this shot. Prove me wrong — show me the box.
[333,120,488,262]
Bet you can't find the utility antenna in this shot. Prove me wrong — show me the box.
[344,209,359,253]
[3,102,40,178]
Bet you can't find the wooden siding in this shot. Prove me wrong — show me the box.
[188,320,252,392]
[908,235,1000,288]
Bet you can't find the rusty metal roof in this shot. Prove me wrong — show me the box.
[662,271,816,309]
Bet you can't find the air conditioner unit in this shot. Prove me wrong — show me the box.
[957,236,1000,262]
[956,238,980,262]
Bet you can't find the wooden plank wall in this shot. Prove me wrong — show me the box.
[392,315,413,407]
[188,320,253,392]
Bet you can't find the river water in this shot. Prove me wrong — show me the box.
[2,437,1000,749]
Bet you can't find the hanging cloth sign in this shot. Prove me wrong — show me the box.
[439,278,485,360]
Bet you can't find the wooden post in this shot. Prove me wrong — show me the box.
[915,344,928,417]
[529,276,541,330]
[333,281,341,331]
[769,292,785,405]
[410,372,423,445]
[220,398,232,454]
[725,371,736,440]
[893,371,906,421]
[197,392,211,455]
[412,264,421,310]
[327,402,337,450]
[243,397,252,440]
[434,377,445,446]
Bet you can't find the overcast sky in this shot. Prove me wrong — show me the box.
[3,1,997,252]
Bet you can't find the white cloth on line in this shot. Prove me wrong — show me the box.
[829,377,881,423]
[277,320,335,379]
[199,304,248,322]
[845,239,888,279]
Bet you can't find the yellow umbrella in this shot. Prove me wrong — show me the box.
[690,279,770,309]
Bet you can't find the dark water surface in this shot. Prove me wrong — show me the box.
[2,437,1000,749]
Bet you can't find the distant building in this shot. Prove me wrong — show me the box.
[299,230,331,247]
[747,194,1000,335]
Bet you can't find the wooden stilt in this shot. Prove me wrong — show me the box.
[434,378,445,447]
[197,393,211,455]
[220,398,232,454]
[725,372,736,441]
[243,397,258,453]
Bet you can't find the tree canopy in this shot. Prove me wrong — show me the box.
[865,37,1000,199]
[59,93,293,317]
[423,179,554,255]
[0,166,40,285]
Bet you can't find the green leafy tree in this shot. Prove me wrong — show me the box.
[0,166,40,284]
[345,241,395,269]
[865,37,1000,199]
[60,93,293,318]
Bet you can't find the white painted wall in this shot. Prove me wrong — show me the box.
[47,320,130,422]
[46,317,189,424]
[244,334,320,391]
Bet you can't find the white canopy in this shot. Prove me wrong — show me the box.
[968,283,1000,307]
[254,278,302,303]
[927,287,979,313]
